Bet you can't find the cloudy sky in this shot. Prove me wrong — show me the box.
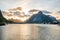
[0,0,60,11]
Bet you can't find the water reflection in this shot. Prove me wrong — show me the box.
[1,24,60,40]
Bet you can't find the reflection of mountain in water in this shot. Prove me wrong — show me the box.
[26,11,58,24]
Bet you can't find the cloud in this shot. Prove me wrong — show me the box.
[0,0,32,10]
[0,0,60,11]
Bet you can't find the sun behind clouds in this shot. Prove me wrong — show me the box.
[2,7,31,22]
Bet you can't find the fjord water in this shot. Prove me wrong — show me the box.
[0,24,60,40]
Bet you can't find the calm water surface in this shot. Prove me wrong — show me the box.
[0,24,60,40]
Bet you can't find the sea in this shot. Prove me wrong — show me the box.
[0,24,60,40]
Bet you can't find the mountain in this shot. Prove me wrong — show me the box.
[26,11,58,24]
[28,9,52,19]
[0,10,8,24]
[1,7,60,24]
[0,10,13,25]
